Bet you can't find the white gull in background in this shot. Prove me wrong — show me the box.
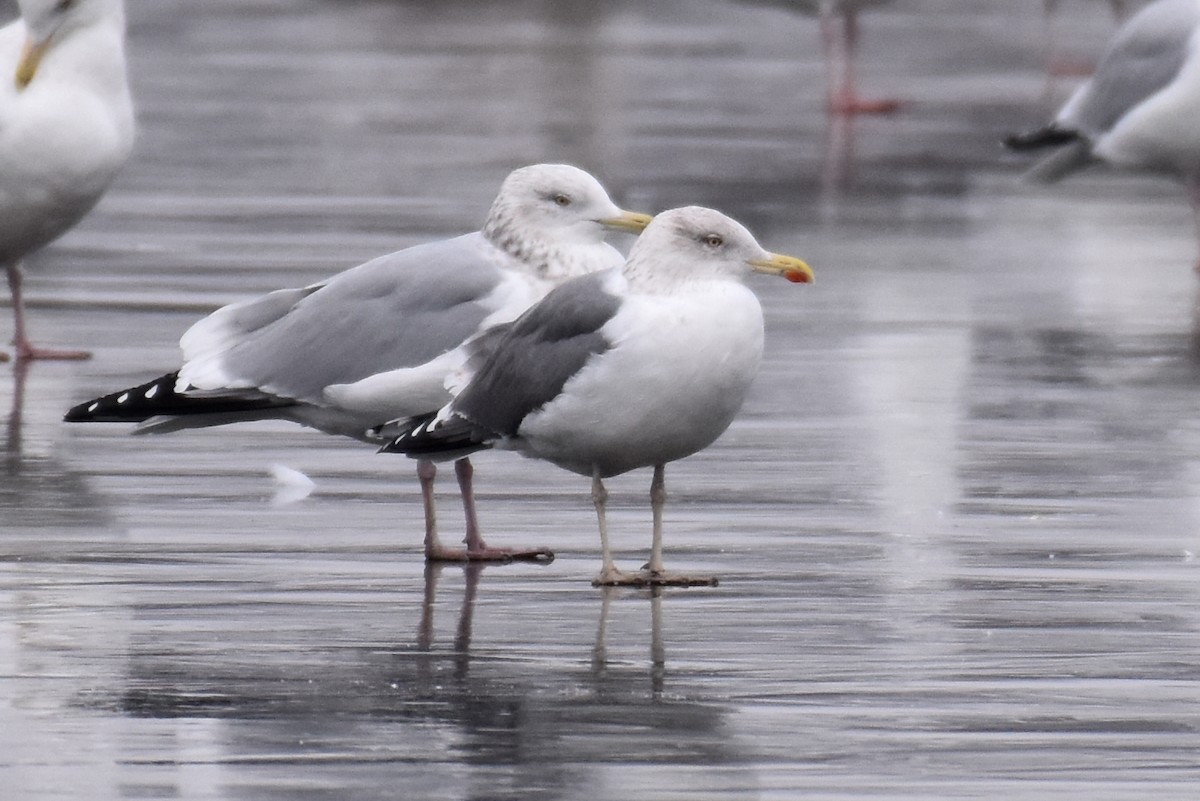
[1042,0,1136,76]
[1007,0,1200,267]
[65,164,651,563]
[385,206,814,587]
[0,0,134,361]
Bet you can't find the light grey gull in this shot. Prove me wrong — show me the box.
[383,206,814,587]
[65,163,651,563]
[0,0,134,361]
[1007,0,1200,268]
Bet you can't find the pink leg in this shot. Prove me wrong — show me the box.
[6,262,91,361]
[457,457,484,552]
[826,9,900,116]
[454,457,554,562]
[418,457,553,563]
[418,459,447,559]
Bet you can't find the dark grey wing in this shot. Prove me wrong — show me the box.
[1061,0,1199,137]
[452,270,624,437]
[196,233,505,402]
[382,271,624,457]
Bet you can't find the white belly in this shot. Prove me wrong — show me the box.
[1096,27,1200,177]
[517,281,766,477]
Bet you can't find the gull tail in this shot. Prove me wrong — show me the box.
[378,413,494,460]
[1003,125,1094,184]
[1003,125,1081,152]
[64,371,292,423]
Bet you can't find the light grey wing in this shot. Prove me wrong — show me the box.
[451,270,624,438]
[205,233,505,403]
[1061,0,1200,137]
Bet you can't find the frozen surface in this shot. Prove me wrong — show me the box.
[4,1,1200,799]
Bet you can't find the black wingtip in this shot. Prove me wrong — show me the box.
[64,372,181,423]
[379,414,493,458]
[64,371,294,423]
[1003,125,1081,152]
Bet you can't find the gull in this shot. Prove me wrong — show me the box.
[65,164,651,562]
[1042,0,1135,76]
[1006,0,1200,267]
[384,206,814,587]
[0,0,134,361]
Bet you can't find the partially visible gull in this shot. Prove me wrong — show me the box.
[65,164,651,562]
[0,0,134,361]
[1042,0,1135,76]
[1007,0,1200,265]
[384,206,814,587]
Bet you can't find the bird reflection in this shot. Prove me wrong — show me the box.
[3,357,29,457]
[592,586,667,696]
[420,565,670,696]
[417,561,483,681]
[820,109,859,203]
[104,563,734,798]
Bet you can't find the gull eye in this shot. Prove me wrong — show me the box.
[552,193,572,207]
[702,233,724,249]
[55,0,74,11]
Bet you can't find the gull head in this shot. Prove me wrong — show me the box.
[624,206,814,290]
[16,0,125,88]
[483,164,651,279]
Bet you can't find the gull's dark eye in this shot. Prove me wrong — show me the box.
[702,233,724,248]
[552,193,571,207]
[55,0,74,12]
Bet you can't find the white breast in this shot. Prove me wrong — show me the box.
[517,280,766,477]
[1095,25,1200,176]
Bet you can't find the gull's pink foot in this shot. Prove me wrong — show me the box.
[15,342,92,361]
[829,93,901,116]
[425,542,554,564]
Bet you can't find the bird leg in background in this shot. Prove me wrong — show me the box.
[6,262,91,361]
[454,457,554,563]
[419,457,553,563]
[822,7,900,116]
[456,457,482,548]
[418,458,443,558]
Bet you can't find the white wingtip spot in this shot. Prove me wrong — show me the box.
[117,392,130,404]
[145,384,159,399]
[87,402,99,412]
